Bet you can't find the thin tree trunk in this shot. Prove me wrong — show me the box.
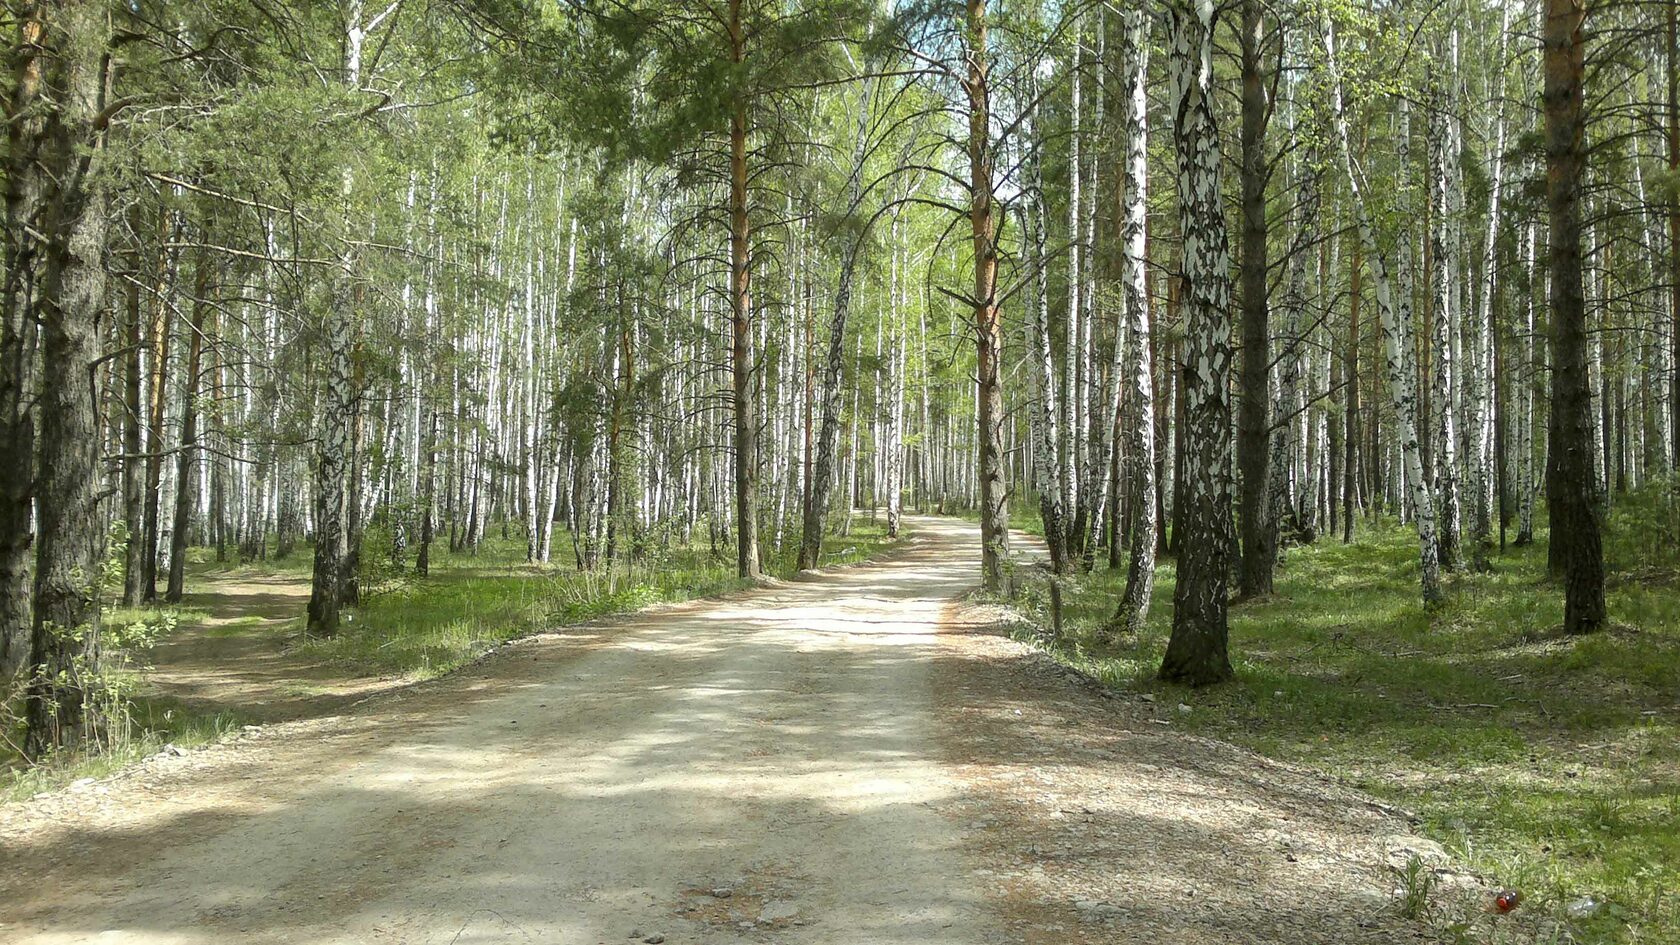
[121,256,145,606]
[967,0,1009,591]
[797,80,873,571]
[1108,8,1155,636]
[166,260,211,603]
[1427,87,1463,572]
[728,0,763,580]
[1026,115,1070,573]
[1344,230,1363,544]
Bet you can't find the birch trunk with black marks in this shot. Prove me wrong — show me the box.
[797,79,872,571]
[1427,86,1463,572]
[1270,138,1321,554]
[1160,0,1235,685]
[1026,113,1069,574]
[308,1,378,636]
[1107,7,1155,637]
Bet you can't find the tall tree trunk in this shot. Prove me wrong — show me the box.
[121,257,145,605]
[1271,138,1322,555]
[1235,0,1274,599]
[140,211,173,602]
[1542,0,1606,634]
[1669,0,1680,471]
[166,261,211,603]
[796,79,873,571]
[1160,0,1235,685]
[1026,118,1070,573]
[1427,88,1463,572]
[0,6,48,681]
[1108,8,1155,636]
[24,0,112,756]
[728,0,763,580]
[307,3,372,636]
[1061,13,1083,549]
[1343,231,1363,544]
[967,0,1009,591]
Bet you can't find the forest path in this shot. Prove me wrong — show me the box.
[0,516,1440,945]
[144,572,397,724]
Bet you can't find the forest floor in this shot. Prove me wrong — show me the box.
[0,515,1449,945]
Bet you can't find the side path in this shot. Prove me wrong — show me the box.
[0,515,1445,944]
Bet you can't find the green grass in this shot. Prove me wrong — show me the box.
[2,697,247,803]
[297,520,900,679]
[1006,489,1680,944]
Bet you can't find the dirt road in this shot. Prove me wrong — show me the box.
[0,516,1444,944]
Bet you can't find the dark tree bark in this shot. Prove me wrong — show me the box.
[24,0,113,756]
[727,0,764,581]
[967,0,1010,592]
[121,256,145,605]
[166,261,211,604]
[1542,0,1606,634]
[0,5,48,681]
[1235,0,1274,600]
[1160,0,1235,685]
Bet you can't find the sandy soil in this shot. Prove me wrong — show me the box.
[0,516,1447,944]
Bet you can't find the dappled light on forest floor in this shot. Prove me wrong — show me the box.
[0,517,1444,945]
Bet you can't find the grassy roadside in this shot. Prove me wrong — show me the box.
[996,492,1679,945]
[3,520,901,800]
[296,521,900,678]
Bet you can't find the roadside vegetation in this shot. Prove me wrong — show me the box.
[1001,488,1680,945]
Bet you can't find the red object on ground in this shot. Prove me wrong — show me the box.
[1494,890,1522,913]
